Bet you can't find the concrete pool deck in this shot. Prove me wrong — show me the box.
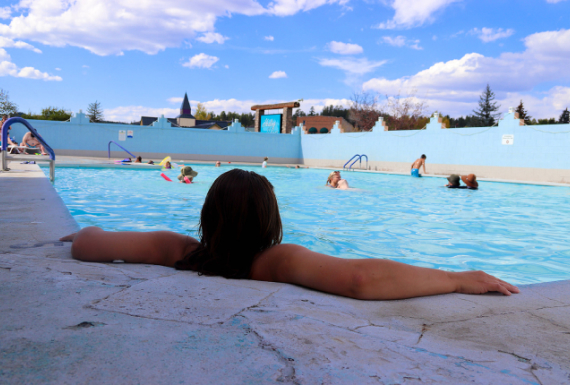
[1,161,570,384]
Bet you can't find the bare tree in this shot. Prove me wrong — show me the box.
[383,91,428,131]
[348,92,380,131]
[87,100,104,122]
[0,89,18,115]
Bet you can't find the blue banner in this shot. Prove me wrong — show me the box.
[260,114,282,134]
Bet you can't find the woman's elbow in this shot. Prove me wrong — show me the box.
[346,266,372,300]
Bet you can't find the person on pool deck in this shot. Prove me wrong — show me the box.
[134,156,142,163]
[178,166,198,184]
[262,157,268,168]
[20,131,48,155]
[326,171,349,190]
[1,116,21,154]
[411,154,427,177]
[60,169,518,300]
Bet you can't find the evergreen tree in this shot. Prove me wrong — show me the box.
[308,106,316,116]
[219,111,227,121]
[559,107,569,124]
[87,101,104,122]
[0,88,18,115]
[473,84,500,127]
[515,100,531,125]
[292,108,306,119]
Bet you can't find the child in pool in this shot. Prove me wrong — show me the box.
[60,169,518,300]
[164,161,172,169]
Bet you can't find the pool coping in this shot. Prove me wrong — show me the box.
[1,159,569,384]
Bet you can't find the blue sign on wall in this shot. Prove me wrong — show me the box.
[260,114,282,134]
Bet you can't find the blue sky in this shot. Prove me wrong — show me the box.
[1,0,569,122]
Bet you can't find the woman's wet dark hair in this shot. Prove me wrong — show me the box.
[175,169,283,278]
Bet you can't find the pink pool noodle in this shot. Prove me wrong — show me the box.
[184,176,192,184]
[160,173,172,182]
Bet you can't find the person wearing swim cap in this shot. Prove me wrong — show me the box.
[178,166,198,184]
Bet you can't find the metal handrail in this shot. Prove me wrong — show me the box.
[343,155,360,169]
[344,154,368,170]
[1,117,56,181]
[108,141,136,159]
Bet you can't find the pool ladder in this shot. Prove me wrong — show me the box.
[343,154,368,170]
[1,117,56,182]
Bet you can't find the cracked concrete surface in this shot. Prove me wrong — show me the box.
[1,162,570,384]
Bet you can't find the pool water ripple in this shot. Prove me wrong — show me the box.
[45,164,570,285]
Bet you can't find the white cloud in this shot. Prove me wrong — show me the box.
[167,97,183,104]
[264,36,274,41]
[0,0,347,56]
[328,41,363,55]
[0,48,10,62]
[318,57,386,75]
[224,64,229,69]
[0,43,60,81]
[381,35,422,50]
[104,97,353,122]
[374,0,461,29]
[196,32,228,44]
[105,106,180,123]
[470,27,515,43]
[545,0,567,3]
[82,65,89,68]
[0,57,62,81]
[0,37,42,53]
[183,53,219,69]
[362,29,570,117]
[269,70,287,78]
[55,67,61,71]
[267,0,350,17]
[0,6,11,19]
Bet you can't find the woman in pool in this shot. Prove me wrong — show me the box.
[326,171,349,190]
[61,169,518,300]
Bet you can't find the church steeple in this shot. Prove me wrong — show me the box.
[180,93,191,115]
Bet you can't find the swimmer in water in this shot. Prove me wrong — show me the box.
[215,161,221,167]
[164,161,172,169]
[326,171,349,190]
[60,169,519,300]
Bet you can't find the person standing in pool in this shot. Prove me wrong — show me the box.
[411,155,427,177]
[60,169,518,300]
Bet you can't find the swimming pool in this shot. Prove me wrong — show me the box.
[45,164,570,285]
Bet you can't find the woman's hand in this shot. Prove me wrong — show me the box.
[60,233,77,242]
[451,271,520,296]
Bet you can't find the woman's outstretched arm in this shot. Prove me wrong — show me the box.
[60,226,197,267]
[252,244,519,300]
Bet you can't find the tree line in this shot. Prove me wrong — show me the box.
[291,84,570,131]
[2,87,569,129]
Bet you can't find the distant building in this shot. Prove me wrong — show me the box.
[139,93,230,130]
[296,116,355,134]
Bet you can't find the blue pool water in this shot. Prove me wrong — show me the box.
[45,164,570,285]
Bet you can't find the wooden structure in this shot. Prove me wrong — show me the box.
[251,101,300,134]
